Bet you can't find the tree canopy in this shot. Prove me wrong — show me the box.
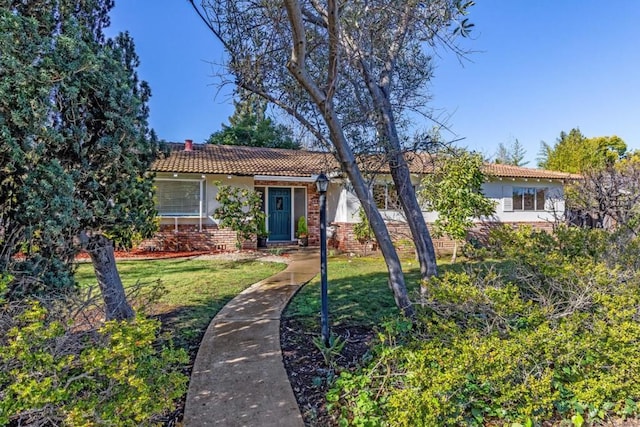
[208,94,300,149]
[538,128,627,173]
[1,0,158,319]
[419,150,496,262]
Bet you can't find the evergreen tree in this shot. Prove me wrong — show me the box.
[495,138,528,166]
[208,93,300,149]
[538,128,626,173]
[1,0,158,320]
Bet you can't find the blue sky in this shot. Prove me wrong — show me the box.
[107,1,640,166]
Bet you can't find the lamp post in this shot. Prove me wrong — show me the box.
[315,172,330,347]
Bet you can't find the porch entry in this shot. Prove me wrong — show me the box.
[259,186,307,242]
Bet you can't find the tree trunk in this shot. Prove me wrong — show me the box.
[366,84,439,291]
[351,24,439,290]
[284,0,414,317]
[451,240,457,264]
[388,152,439,281]
[85,234,135,321]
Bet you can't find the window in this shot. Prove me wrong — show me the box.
[373,184,400,210]
[512,187,545,211]
[156,180,203,216]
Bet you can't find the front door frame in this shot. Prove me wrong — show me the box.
[261,185,307,242]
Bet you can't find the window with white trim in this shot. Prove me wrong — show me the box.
[512,187,546,211]
[156,180,204,216]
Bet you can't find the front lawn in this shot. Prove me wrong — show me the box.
[76,257,287,351]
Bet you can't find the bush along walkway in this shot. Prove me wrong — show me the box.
[183,249,320,427]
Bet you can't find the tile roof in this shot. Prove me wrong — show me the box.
[151,142,580,181]
[152,143,339,177]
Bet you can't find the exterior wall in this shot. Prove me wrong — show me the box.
[330,176,566,256]
[331,220,556,257]
[144,176,324,251]
[481,179,565,223]
[147,173,566,255]
[336,177,566,225]
[139,224,254,252]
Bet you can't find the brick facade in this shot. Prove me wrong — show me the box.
[139,224,255,252]
[331,220,556,257]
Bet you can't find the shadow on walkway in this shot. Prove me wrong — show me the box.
[183,249,320,426]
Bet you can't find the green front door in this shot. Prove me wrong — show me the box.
[268,188,291,241]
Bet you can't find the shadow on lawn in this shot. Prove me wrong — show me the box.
[284,256,513,329]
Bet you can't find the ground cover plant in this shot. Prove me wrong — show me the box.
[1,256,285,426]
[283,228,640,426]
[318,226,640,426]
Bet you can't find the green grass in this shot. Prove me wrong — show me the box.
[284,255,509,328]
[284,256,422,328]
[75,258,286,350]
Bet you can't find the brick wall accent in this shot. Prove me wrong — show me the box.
[331,220,556,257]
[138,224,256,252]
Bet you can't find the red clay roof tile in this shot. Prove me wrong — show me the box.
[151,143,579,181]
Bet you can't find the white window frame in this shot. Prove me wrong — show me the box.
[512,186,546,211]
[156,178,205,231]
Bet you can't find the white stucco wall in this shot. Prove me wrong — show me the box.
[334,176,567,224]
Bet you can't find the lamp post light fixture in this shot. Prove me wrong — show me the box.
[315,172,330,347]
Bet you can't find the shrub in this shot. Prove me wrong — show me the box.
[0,300,188,426]
[328,227,640,426]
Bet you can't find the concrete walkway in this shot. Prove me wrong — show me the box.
[183,249,320,427]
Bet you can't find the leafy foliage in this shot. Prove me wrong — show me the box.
[296,216,308,238]
[328,226,640,426]
[419,150,496,261]
[213,183,265,249]
[352,207,375,244]
[0,300,188,426]
[538,128,626,173]
[0,1,158,298]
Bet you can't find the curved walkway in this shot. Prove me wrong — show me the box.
[183,249,320,426]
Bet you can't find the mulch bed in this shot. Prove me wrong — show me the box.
[280,317,376,426]
[75,248,212,260]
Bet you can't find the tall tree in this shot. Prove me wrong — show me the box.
[419,150,495,262]
[208,93,300,148]
[0,0,158,320]
[538,128,626,173]
[191,0,474,314]
[495,138,528,166]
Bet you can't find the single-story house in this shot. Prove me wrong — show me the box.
[142,140,579,254]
